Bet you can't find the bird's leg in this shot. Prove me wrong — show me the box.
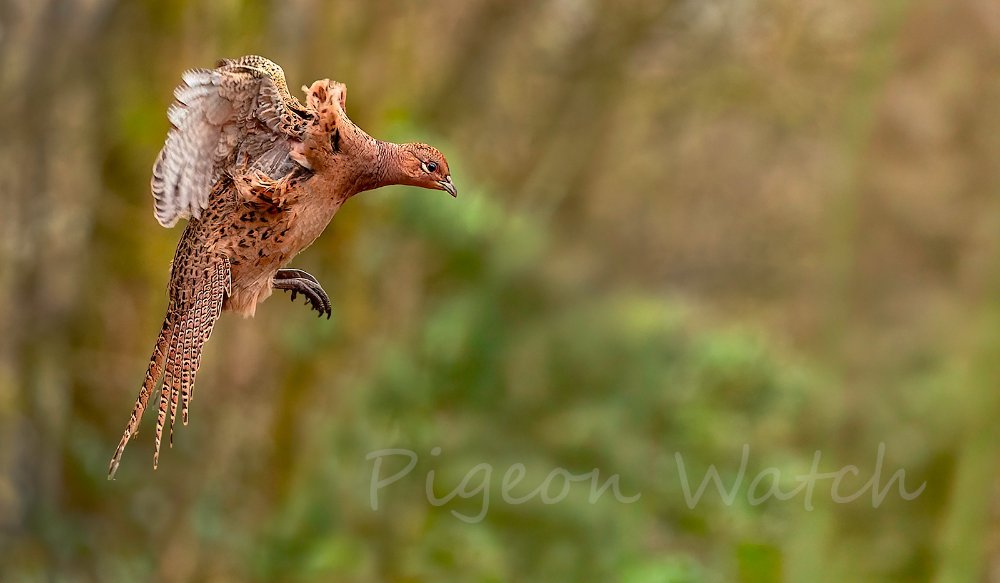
[273,269,331,319]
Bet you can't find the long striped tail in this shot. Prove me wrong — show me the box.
[108,257,230,479]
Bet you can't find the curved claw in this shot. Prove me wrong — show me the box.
[272,273,332,319]
[274,268,320,285]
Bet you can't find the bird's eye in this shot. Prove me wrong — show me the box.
[422,161,438,173]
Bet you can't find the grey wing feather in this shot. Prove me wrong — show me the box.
[151,57,311,228]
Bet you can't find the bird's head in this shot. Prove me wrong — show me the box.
[301,80,457,197]
[397,143,457,197]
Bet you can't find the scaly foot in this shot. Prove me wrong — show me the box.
[273,269,331,319]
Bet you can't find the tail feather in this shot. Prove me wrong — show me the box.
[155,318,182,467]
[167,318,189,448]
[178,288,204,426]
[108,256,230,479]
[108,317,172,479]
[179,260,227,425]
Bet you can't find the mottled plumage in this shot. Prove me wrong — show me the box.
[151,57,311,227]
[109,56,456,478]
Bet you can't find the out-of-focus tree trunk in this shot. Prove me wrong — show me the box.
[0,0,110,548]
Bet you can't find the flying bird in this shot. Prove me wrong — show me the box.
[108,55,456,478]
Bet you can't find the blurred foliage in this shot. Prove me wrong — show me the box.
[1,0,999,581]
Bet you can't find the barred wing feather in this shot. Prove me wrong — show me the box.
[150,56,311,227]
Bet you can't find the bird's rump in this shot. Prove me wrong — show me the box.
[151,56,313,228]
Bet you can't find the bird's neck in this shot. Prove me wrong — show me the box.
[353,139,408,195]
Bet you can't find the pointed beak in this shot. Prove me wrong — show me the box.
[438,176,458,197]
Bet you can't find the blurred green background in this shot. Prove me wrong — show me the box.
[1,0,999,581]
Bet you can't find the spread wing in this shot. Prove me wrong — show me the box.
[150,56,313,228]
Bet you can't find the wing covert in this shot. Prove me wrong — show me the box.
[151,56,312,227]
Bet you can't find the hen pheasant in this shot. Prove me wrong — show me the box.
[108,56,456,479]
